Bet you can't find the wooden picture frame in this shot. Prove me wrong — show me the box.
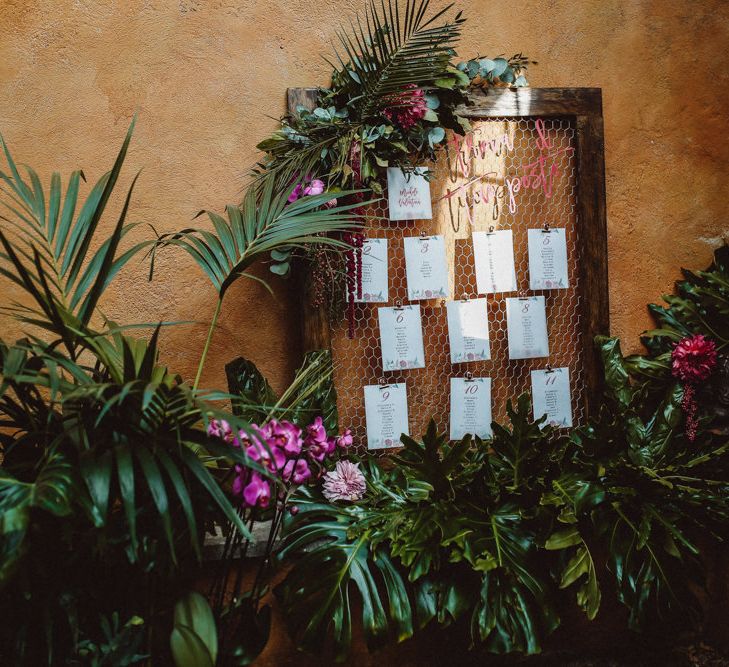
[288,86,609,419]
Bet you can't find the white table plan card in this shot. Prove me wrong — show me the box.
[446,298,491,364]
[386,166,433,221]
[355,238,389,303]
[378,305,426,370]
[364,382,410,449]
[531,367,573,428]
[505,296,550,359]
[450,377,493,441]
[528,227,569,290]
[472,229,518,294]
[403,234,449,301]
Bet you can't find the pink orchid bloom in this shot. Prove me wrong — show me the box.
[303,178,325,196]
[283,458,312,485]
[242,473,271,508]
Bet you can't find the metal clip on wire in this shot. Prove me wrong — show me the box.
[394,299,404,310]
[379,377,390,389]
[487,225,495,234]
[465,371,475,382]
[546,364,554,374]
[542,222,551,233]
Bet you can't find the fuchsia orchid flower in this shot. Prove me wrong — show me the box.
[207,416,353,509]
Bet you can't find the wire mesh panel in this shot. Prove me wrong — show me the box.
[330,117,586,452]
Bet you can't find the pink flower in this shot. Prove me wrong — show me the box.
[242,472,271,508]
[245,435,286,473]
[288,183,303,203]
[305,416,329,462]
[303,178,325,196]
[336,428,353,449]
[268,420,303,457]
[382,85,427,132]
[283,458,312,484]
[207,419,236,445]
[324,197,338,209]
[322,460,367,502]
[671,334,717,384]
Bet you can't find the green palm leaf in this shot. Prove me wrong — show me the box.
[0,119,153,352]
[331,0,465,118]
[151,181,368,299]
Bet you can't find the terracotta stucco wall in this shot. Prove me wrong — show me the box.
[1,0,728,395]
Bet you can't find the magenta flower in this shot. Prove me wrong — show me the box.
[336,428,353,449]
[268,420,303,457]
[303,178,325,196]
[283,458,312,484]
[288,183,303,203]
[671,334,718,384]
[207,419,236,445]
[304,416,329,461]
[322,460,367,502]
[382,85,427,131]
[245,437,286,473]
[242,473,271,508]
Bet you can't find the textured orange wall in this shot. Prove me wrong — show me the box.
[1,0,728,394]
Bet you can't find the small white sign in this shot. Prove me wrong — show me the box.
[450,377,493,441]
[531,367,573,428]
[446,298,491,364]
[365,382,409,449]
[403,234,449,301]
[528,228,569,290]
[355,238,389,303]
[387,167,433,221]
[378,305,426,371]
[506,296,550,359]
[472,230,518,294]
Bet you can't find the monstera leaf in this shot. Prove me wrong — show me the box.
[225,357,277,424]
[275,491,414,660]
[462,504,560,654]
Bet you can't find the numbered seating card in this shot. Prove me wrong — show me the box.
[378,305,426,370]
[449,377,493,441]
[531,367,573,428]
[506,296,549,359]
[403,234,449,301]
[446,298,491,364]
[472,229,517,294]
[528,228,569,290]
[355,238,388,303]
[364,383,409,449]
[387,167,433,220]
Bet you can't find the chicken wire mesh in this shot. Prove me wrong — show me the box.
[330,117,584,452]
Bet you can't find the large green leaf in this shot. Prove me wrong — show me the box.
[170,591,218,667]
[276,492,414,660]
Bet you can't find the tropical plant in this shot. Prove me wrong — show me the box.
[0,124,263,665]
[204,350,350,666]
[151,178,368,389]
[276,248,729,662]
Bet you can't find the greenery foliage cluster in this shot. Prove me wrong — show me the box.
[276,246,729,661]
[0,118,361,663]
[1,0,727,664]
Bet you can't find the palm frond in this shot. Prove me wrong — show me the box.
[332,0,465,118]
[151,180,371,298]
[0,119,154,351]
